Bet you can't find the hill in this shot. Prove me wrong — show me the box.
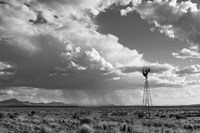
[0,98,78,107]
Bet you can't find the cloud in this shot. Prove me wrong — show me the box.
[0,89,18,96]
[0,62,16,85]
[112,77,120,80]
[172,48,200,59]
[58,43,113,71]
[56,21,145,66]
[0,0,198,105]
[120,63,174,74]
[0,0,147,91]
[121,0,200,54]
[176,64,200,75]
[0,62,13,71]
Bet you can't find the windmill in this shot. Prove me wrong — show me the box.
[142,67,152,117]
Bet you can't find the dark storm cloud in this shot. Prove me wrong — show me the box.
[0,1,6,5]
[0,0,145,91]
[0,34,113,90]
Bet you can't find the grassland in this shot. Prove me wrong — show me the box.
[0,106,200,133]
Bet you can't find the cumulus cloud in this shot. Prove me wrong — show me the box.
[121,0,200,55]
[176,65,200,75]
[172,48,200,59]
[0,62,12,71]
[58,43,113,71]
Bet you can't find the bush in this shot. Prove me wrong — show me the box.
[138,113,145,118]
[160,114,166,118]
[121,124,126,131]
[38,126,53,133]
[164,129,172,133]
[31,111,36,115]
[78,124,94,133]
[103,124,107,130]
[80,117,95,126]
[112,127,121,133]
[72,114,79,119]
[8,113,15,119]
[39,126,47,133]
[0,113,4,119]
[183,124,193,130]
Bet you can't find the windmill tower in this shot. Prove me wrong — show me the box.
[142,67,152,117]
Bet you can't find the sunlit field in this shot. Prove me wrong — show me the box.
[0,106,200,133]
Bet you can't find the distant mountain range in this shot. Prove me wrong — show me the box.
[1,99,199,107]
[0,99,78,107]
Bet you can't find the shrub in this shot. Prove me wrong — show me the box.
[160,114,166,118]
[0,113,4,119]
[80,117,95,126]
[175,115,185,119]
[121,124,127,131]
[72,114,79,119]
[8,113,15,119]
[14,112,19,116]
[39,126,47,133]
[164,129,172,133]
[183,124,193,130]
[31,111,36,115]
[38,126,52,133]
[78,124,94,133]
[112,127,121,133]
[103,124,107,130]
[138,113,145,118]
[127,125,133,133]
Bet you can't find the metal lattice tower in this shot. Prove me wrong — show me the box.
[142,67,152,117]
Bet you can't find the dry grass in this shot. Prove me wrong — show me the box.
[0,106,200,133]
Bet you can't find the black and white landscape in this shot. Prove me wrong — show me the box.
[0,0,200,132]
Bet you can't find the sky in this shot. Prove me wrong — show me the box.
[0,0,200,105]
